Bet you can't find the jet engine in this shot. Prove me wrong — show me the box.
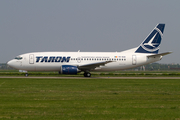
[59,65,79,74]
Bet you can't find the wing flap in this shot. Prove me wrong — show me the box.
[78,61,112,71]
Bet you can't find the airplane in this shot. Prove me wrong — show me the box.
[7,23,172,77]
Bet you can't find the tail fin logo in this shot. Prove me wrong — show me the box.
[135,24,165,54]
[143,32,158,47]
[141,28,163,52]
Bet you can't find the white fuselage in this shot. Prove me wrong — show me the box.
[7,48,161,72]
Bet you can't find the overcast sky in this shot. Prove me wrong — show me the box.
[0,1,179,63]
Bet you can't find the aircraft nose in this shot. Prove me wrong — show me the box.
[7,60,18,69]
[7,60,13,67]
[7,59,22,70]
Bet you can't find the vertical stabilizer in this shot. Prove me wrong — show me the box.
[135,23,165,54]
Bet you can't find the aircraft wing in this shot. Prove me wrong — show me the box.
[147,52,172,58]
[78,61,113,71]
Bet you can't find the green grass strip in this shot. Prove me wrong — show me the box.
[0,78,180,119]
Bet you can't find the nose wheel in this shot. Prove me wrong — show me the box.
[84,72,91,77]
[25,73,29,77]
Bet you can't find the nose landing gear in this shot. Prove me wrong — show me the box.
[25,73,29,77]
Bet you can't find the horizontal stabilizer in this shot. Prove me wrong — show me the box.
[147,52,172,58]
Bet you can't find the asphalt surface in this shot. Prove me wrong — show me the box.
[0,76,180,79]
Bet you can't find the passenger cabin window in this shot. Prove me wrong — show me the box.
[15,56,23,60]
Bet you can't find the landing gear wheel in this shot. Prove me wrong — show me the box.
[25,73,28,77]
[84,72,91,77]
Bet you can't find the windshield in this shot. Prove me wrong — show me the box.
[14,56,23,60]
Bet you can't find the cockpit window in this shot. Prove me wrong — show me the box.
[15,56,23,60]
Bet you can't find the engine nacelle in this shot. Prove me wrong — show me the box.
[59,65,78,74]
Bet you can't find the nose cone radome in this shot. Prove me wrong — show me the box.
[7,60,17,69]
[7,60,13,67]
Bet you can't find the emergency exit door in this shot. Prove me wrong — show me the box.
[132,55,137,65]
[29,54,34,64]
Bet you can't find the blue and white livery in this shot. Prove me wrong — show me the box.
[7,23,172,77]
[135,24,164,53]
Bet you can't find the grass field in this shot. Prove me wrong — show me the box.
[0,78,180,120]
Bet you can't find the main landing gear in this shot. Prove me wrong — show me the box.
[84,72,91,77]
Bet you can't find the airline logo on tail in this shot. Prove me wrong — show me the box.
[135,24,165,54]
